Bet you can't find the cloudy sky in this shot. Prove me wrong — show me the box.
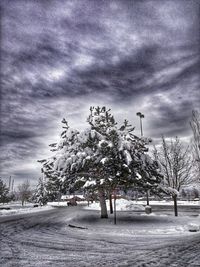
[0,0,199,187]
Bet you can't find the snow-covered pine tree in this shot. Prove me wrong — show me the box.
[0,178,9,204]
[39,107,162,218]
[33,177,48,205]
[75,107,162,217]
[115,119,162,199]
[39,158,62,202]
[39,107,122,217]
[39,118,87,201]
[83,106,123,218]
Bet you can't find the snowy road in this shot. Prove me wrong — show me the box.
[1,206,200,267]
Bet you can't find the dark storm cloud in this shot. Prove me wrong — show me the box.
[148,100,194,137]
[0,0,199,183]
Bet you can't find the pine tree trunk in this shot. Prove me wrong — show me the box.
[98,188,108,218]
[172,195,178,217]
[109,193,113,214]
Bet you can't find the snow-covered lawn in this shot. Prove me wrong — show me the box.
[70,199,200,236]
[71,211,200,237]
[38,199,200,236]
[0,201,54,216]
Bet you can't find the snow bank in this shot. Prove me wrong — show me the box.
[85,199,145,211]
[133,200,200,206]
[0,205,54,216]
[47,201,88,207]
[47,201,69,207]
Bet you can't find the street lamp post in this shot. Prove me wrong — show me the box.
[136,112,144,137]
[114,190,117,225]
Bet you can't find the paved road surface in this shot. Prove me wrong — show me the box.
[0,206,200,267]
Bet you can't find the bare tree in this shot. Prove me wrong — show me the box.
[190,110,200,180]
[18,180,32,206]
[154,136,193,216]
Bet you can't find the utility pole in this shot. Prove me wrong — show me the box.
[9,176,11,192]
[136,112,150,207]
[11,178,14,192]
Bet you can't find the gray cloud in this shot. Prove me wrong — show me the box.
[0,0,199,185]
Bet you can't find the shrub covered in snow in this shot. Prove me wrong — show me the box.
[188,223,200,232]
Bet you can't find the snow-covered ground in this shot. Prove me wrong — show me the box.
[1,204,200,266]
[47,201,73,207]
[73,211,200,236]
[47,199,200,209]
[0,201,54,216]
[36,199,197,236]
[85,199,145,211]
[1,199,200,237]
[134,199,200,206]
[80,199,200,236]
[47,199,145,211]
[46,199,200,236]
[84,198,200,211]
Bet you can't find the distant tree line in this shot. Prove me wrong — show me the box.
[0,178,33,206]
